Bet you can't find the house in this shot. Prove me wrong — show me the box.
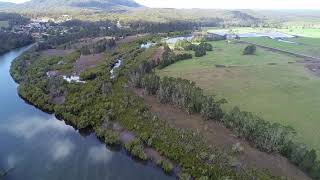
[207,32,239,40]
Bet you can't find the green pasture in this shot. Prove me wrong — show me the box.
[157,41,320,153]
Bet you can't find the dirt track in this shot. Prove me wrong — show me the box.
[132,88,311,180]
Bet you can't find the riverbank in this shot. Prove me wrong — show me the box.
[2,46,173,180]
[10,35,283,179]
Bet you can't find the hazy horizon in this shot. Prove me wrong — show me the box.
[0,0,320,10]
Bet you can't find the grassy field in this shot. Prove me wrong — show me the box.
[157,41,320,153]
[243,37,320,58]
[206,27,320,38]
[0,21,9,28]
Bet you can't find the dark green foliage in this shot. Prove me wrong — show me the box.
[157,77,204,114]
[104,130,120,145]
[222,107,296,153]
[174,51,193,61]
[199,42,213,51]
[157,159,174,174]
[0,12,30,28]
[125,138,148,160]
[80,38,116,55]
[158,44,175,69]
[158,44,192,69]
[200,96,224,120]
[174,40,193,51]
[310,161,320,179]
[9,35,289,179]
[141,73,160,95]
[141,73,224,116]
[243,45,256,55]
[194,45,207,57]
[0,31,33,55]
[80,69,97,80]
[18,84,54,112]
[300,149,317,172]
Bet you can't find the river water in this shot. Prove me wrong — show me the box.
[0,47,173,180]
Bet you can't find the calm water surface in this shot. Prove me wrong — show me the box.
[0,47,173,180]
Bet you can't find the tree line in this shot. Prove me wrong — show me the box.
[131,44,320,179]
[0,31,34,55]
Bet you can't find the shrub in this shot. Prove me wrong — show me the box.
[141,73,160,95]
[199,42,213,51]
[178,172,191,180]
[173,51,193,61]
[243,45,256,55]
[200,96,224,120]
[174,40,193,51]
[157,159,174,174]
[194,45,206,57]
[131,144,148,160]
[104,131,120,145]
[125,138,148,161]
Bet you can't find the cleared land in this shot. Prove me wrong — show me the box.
[207,27,320,38]
[133,88,310,179]
[243,37,320,58]
[0,20,9,28]
[157,41,320,153]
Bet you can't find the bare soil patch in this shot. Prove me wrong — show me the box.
[305,62,320,76]
[40,49,73,57]
[152,47,165,65]
[120,130,136,144]
[116,34,149,44]
[70,36,113,49]
[73,53,105,75]
[51,96,65,105]
[132,88,310,180]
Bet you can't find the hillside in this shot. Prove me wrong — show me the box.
[0,0,142,11]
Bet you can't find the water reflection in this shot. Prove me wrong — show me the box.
[0,48,173,180]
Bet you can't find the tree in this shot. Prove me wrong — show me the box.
[199,42,213,51]
[300,149,317,172]
[174,40,193,51]
[194,45,206,57]
[243,45,256,55]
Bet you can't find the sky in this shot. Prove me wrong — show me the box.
[1,0,320,9]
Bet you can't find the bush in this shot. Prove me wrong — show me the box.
[104,131,120,145]
[157,159,174,174]
[173,51,193,61]
[199,42,213,51]
[243,45,256,55]
[200,96,225,120]
[194,45,206,57]
[222,107,296,153]
[174,40,193,51]
[141,73,160,95]
[125,138,148,161]
[80,68,98,80]
[178,172,191,180]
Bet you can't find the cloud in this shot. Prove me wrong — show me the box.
[2,115,72,139]
[50,139,75,161]
[6,154,20,169]
[88,145,113,163]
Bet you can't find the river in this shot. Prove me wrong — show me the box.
[0,47,173,180]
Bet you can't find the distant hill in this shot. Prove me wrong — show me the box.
[0,0,142,11]
[0,2,15,9]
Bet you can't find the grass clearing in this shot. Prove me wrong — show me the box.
[0,21,9,28]
[206,27,320,38]
[157,41,320,153]
[243,37,320,58]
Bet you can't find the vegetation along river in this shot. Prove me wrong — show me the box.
[0,46,173,180]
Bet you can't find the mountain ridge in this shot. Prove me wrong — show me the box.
[0,0,142,11]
